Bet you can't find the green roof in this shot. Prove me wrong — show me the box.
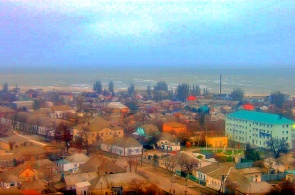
[226,110,294,125]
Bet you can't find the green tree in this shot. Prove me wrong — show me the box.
[152,154,159,168]
[2,82,8,92]
[93,80,102,94]
[128,83,135,97]
[154,81,168,91]
[266,137,289,159]
[245,143,260,161]
[33,99,41,111]
[108,81,114,95]
[176,83,190,101]
[191,85,201,96]
[203,88,209,96]
[199,113,206,129]
[230,88,244,101]
[125,101,138,113]
[147,85,152,99]
[270,91,285,109]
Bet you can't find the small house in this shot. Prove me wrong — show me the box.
[101,137,142,156]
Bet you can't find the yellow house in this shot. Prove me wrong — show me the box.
[17,165,35,181]
[206,136,228,147]
[73,117,124,145]
[0,164,35,188]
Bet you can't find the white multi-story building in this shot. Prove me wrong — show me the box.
[225,110,295,148]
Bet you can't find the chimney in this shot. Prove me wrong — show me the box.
[220,74,222,95]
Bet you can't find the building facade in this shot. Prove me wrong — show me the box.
[225,110,294,148]
[100,137,142,156]
[162,122,187,134]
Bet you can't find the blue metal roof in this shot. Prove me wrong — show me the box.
[57,159,70,165]
[226,110,294,125]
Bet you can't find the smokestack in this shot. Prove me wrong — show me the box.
[220,74,222,95]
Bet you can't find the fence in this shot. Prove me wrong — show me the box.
[261,173,286,181]
[175,170,202,184]
[235,161,253,169]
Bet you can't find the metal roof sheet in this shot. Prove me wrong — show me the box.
[226,110,294,125]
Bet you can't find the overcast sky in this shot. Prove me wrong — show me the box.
[0,0,295,68]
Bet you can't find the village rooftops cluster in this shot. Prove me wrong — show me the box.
[0,86,294,194]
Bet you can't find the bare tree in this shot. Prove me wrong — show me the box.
[163,156,178,174]
[0,123,12,135]
[184,158,199,175]
[266,137,289,159]
[8,141,15,150]
[266,180,295,195]
[74,126,90,156]
[126,156,137,172]
[54,123,72,153]
[75,95,84,112]
[167,152,198,175]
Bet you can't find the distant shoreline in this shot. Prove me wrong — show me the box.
[1,67,294,96]
[13,86,275,98]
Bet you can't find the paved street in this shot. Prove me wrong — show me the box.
[14,132,47,146]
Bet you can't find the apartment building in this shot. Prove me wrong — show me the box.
[225,110,294,148]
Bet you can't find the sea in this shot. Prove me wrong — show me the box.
[0,66,294,96]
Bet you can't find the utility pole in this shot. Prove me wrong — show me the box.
[205,119,208,151]
[219,174,227,195]
[184,175,188,195]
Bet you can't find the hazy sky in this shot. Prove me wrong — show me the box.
[1,0,295,68]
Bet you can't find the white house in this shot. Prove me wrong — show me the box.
[65,153,90,172]
[101,137,142,156]
[56,159,72,172]
[50,105,76,119]
[57,153,89,172]
[156,132,180,151]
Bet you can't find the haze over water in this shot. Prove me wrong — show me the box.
[0,66,294,96]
